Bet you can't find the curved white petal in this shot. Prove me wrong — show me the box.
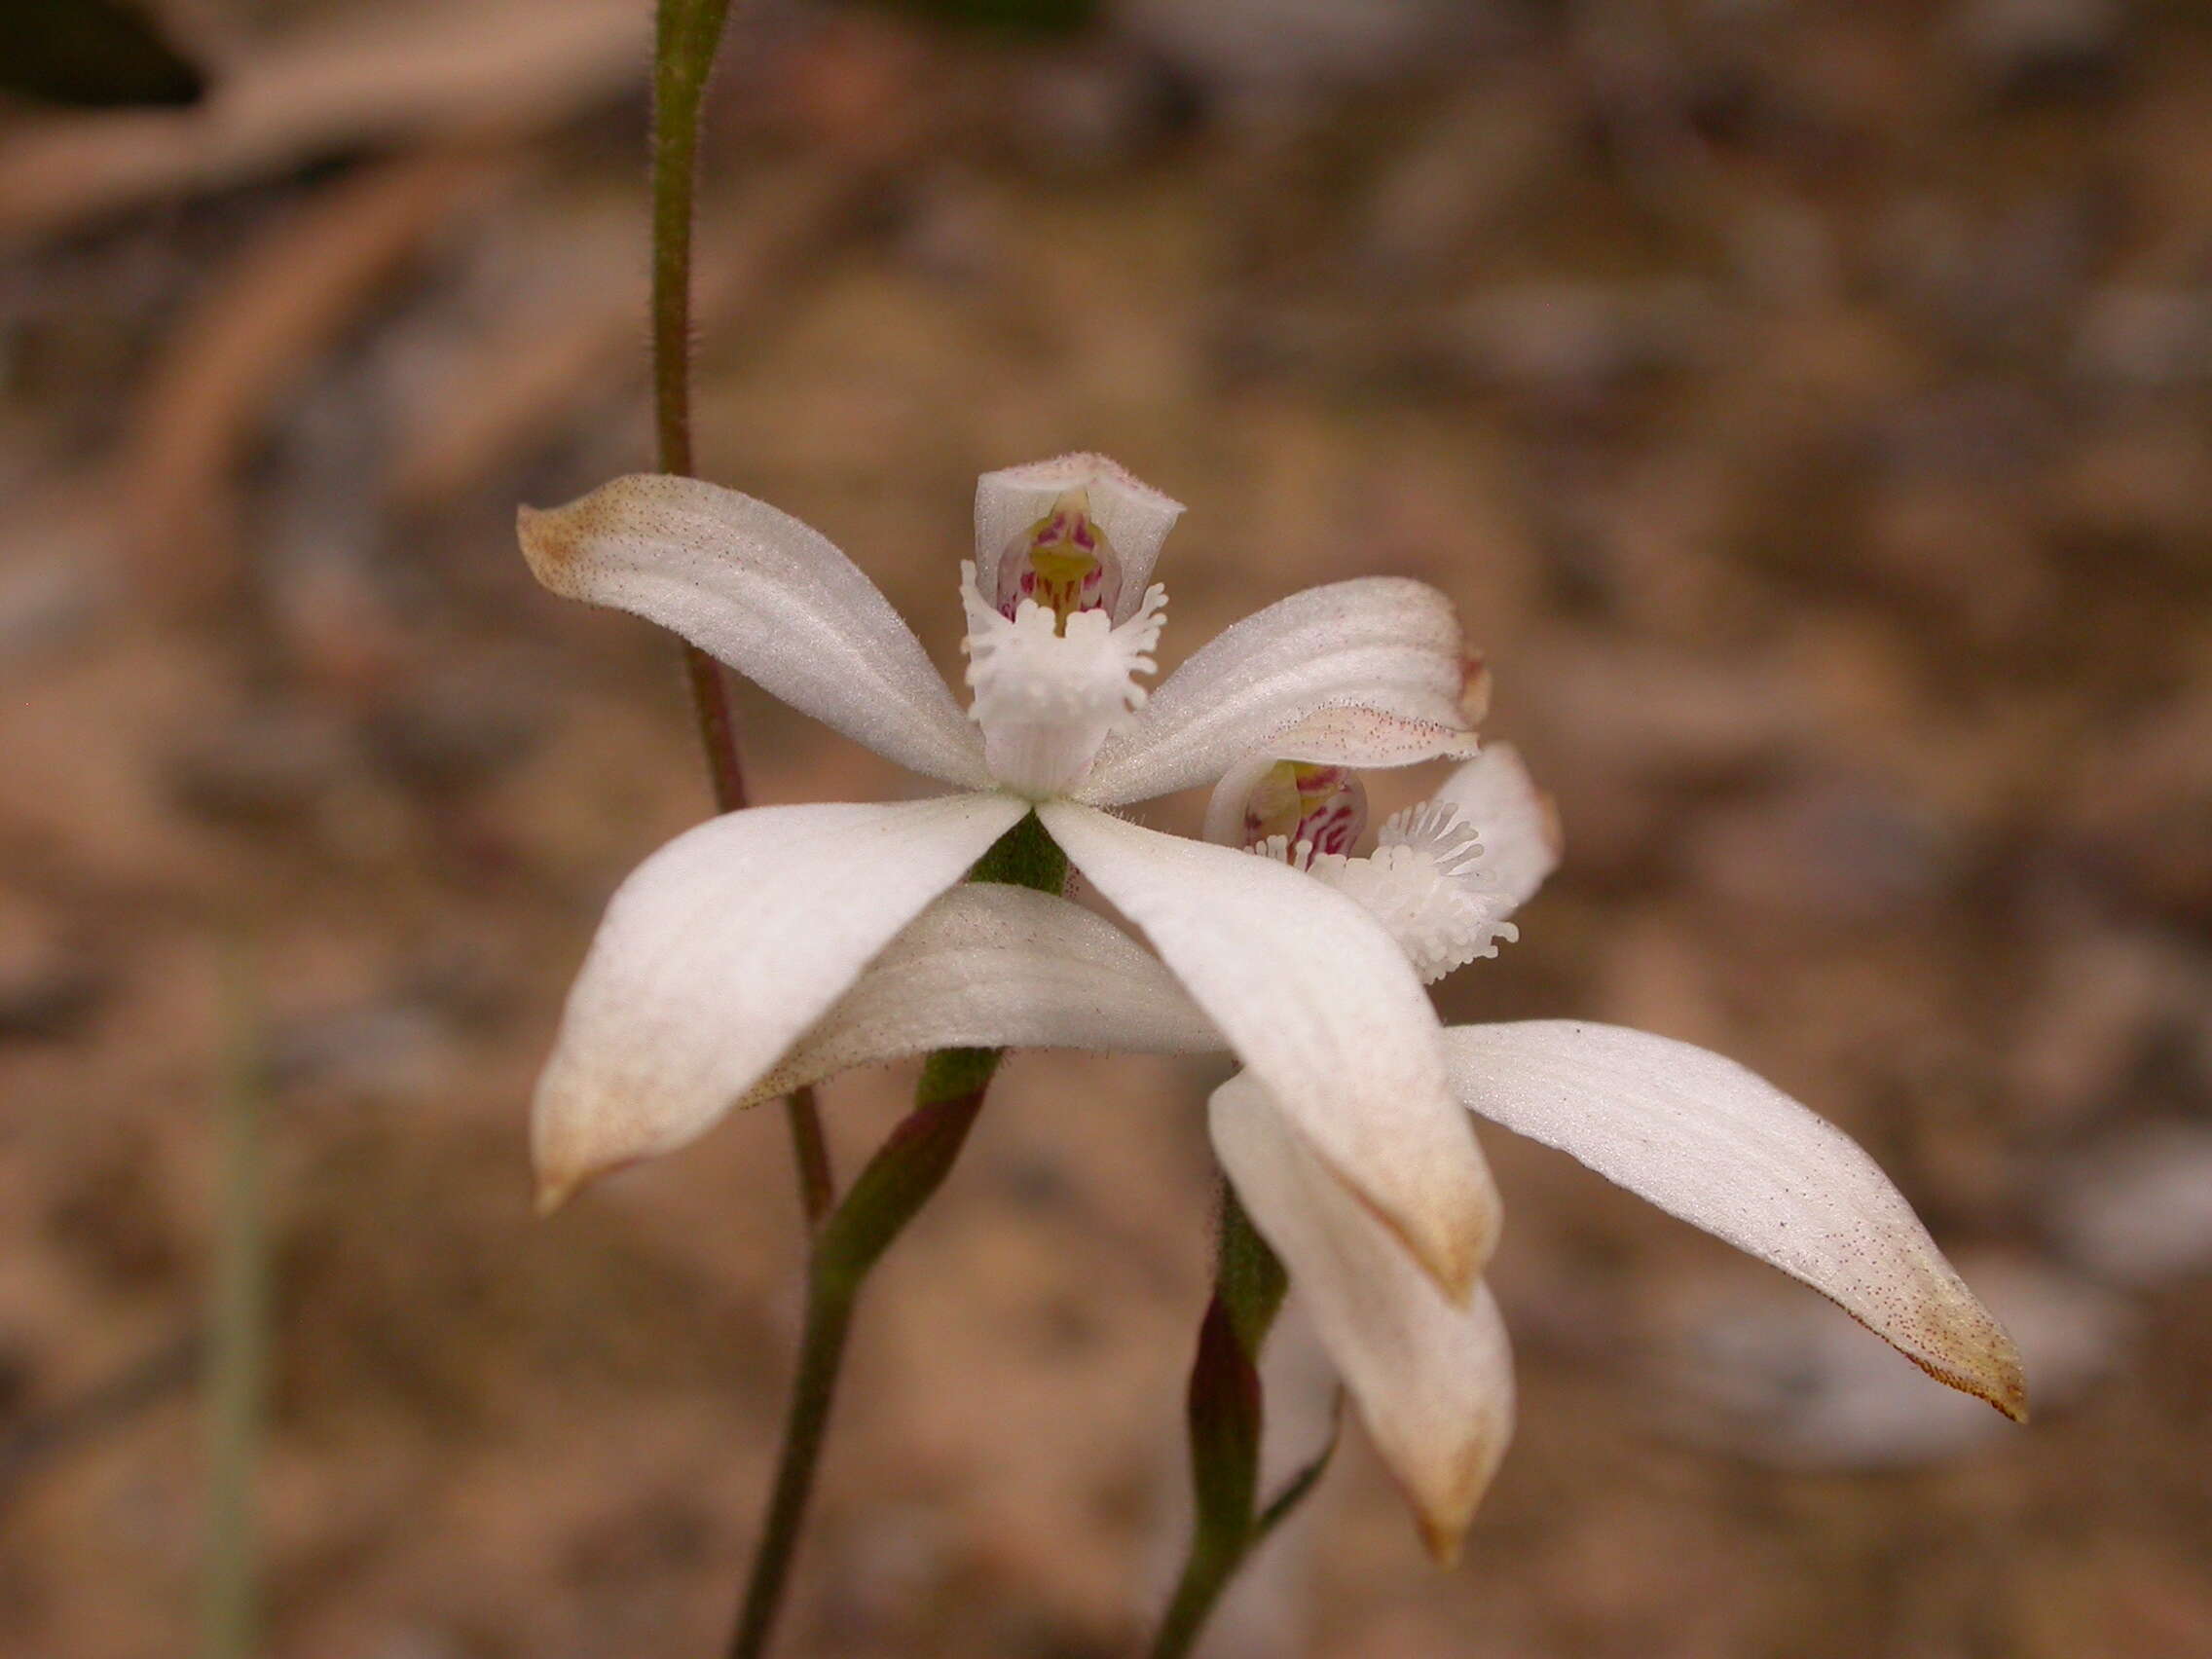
[534,793,1027,1210]
[974,453,1185,623]
[519,475,989,788]
[1426,743,1561,917]
[741,884,1222,1107]
[1445,1022,2028,1419]
[1212,1075,1514,1563]
[1080,578,1480,808]
[1038,801,1496,1296]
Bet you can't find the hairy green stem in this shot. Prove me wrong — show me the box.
[650,0,728,483]
[1149,1293,1258,1659]
[1147,1186,1332,1659]
[727,817,1069,1659]
[647,0,834,1230]
[779,1087,835,1232]
[652,0,751,808]
[726,1070,987,1659]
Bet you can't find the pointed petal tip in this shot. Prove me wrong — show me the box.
[1418,1512,1466,1567]
[1956,1314,2031,1423]
[532,1089,646,1219]
[1916,1350,2030,1424]
[1306,1102,1502,1304]
[1359,1193,1487,1307]
[1282,1124,1486,1309]
[1337,1160,1496,1307]
[1848,1275,2030,1424]
[534,1144,640,1217]
[1398,1430,1507,1569]
[1949,1340,2031,1424]
[534,1164,582,1218]
[1391,1432,1501,1569]
[516,497,584,595]
[1425,1221,1485,1308]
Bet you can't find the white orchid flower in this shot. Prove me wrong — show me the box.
[734,742,2028,1561]
[517,454,1497,1299]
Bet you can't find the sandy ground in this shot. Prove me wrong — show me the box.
[3,2,2210,1654]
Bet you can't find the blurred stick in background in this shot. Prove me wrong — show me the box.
[0,0,641,241]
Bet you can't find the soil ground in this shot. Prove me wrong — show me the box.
[3,3,2210,1655]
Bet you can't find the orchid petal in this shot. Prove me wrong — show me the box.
[1038,801,1496,1296]
[974,453,1185,623]
[1445,1021,2028,1419]
[534,793,1027,1210]
[1079,578,1480,808]
[1212,1074,1514,1563]
[1426,743,1561,916]
[519,475,989,788]
[740,884,1222,1107]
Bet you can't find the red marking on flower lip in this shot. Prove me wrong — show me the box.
[996,491,1122,625]
[1298,795,1364,856]
[1242,761,1369,855]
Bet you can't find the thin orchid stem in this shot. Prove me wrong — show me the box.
[1148,1293,1257,1659]
[648,0,834,1230]
[726,1075,986,1659]
[1146,1186,1333,1659]
[650,0,723,485]
[681,645,752,816]
[780,1088,836,1232]
[727,817,1069,1659]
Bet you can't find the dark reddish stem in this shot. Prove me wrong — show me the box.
[650,0,833,1231]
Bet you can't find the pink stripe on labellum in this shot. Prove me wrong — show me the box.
[1240,760,1369,856]
[996,490,1122,627]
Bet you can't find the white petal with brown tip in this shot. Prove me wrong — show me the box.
[1445,1021,2028,1419]
[519,474,990,788]
[533,793,1026,1211]
[1211,1074,1515,1563]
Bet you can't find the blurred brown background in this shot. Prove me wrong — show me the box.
[4,0,2210,1654]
